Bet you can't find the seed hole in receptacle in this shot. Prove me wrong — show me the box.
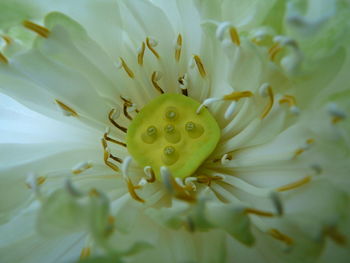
[185,121,204,138]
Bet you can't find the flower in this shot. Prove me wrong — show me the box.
[1,0,350,262]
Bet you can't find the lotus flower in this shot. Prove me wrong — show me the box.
[0,0,349,262]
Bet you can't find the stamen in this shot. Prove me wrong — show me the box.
[108,108,127,133]
[196,98,221,114]
[55,99,78,117]
[223,91,253,101]
[151,71,164,94]
[184,177,197,191]
[121,156,132,179]
[268,43,282,61]
[122,157,144,203]
[229,27,240,46]
[119,58,135,78]
[244,208,274,217]
[146,37,160,59]
[26,173,46,190]
[22,20,50,38]
[2,35,12,45]
[123,103,133,120]
[276,176,312,192]
[160,166,196,202]
[196,174,223,186]
[216,21,231,41]
[72,161,93,175]
[0,52,8,64]
[268,229,293,245]
[178,74,188,96]
[126,177,144,203]
[80,247,91,260]
[328,103,346,124]
[137,42,146,66]
[224,101,237,120]
[109,153,123,164]
[292,138,314,159]
[101,138,120,172]
[270,191,284,215]
[89,188,100,197]
[175,34,182,62]
[324,226,347,245]
[193,55,207,78]
[65,178,83,197]
[144,166,156,183]
[104,132,127,148]
[279,95,300,115]
[220,153,232,164]
[121,96,139,113]
[259,83,274,119]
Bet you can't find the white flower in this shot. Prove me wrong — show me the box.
[0,0,350,262]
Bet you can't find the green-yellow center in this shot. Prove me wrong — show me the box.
[126,93,220,179]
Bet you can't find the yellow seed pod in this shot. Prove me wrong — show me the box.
[126,93,220,179]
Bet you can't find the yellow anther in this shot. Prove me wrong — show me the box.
[137,42,146,66]
[126,177,145,203]
[80,247,91,260]
[229,27,240,46]
[2,35,12,45]
[193,55,207,78]
[72,161,93,175]
[268,229,293,245]
[55,99,78,117]
[279,94,297,107]
[260,85,274,119]
[26,176,46,189]
[0,52,8,64]
[332,116,345,124]
[324,226,347,245]
[127,94,220,179]
[146,37,160,59]
[101,138,120,172]
[306,138,315,144]
[276,176,312,192]
[268,43,282,61]
[22,20,50,38]
[151,71,164,94]
[119,58,134,78]
[196,175,223,186]
[175,34,182,62]
[244,208,275,217]
[223,91,253,101]
[89,188,100,197]
[293,138,314,159]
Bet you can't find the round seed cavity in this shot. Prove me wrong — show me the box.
[185,121,204,139]
[147,125,157,136]
[165,106,178,121]
[185,121,196,131]
[164,124,175,133]
[164,146,175,156]
[141,125,158,144]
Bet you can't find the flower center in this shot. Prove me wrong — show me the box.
[126,93,220,179]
